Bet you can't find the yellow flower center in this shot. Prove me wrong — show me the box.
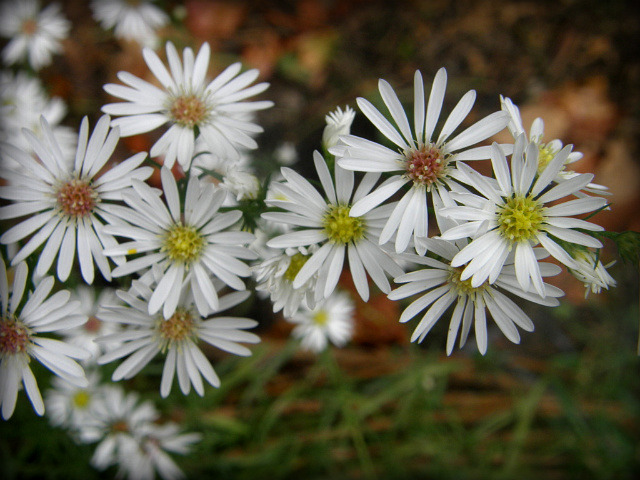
[323,205,365,244]
[312,311,328,326]
[536,143,557,174]
[169,95,209,128]
[405,144,447,186]
[0,317,30,356]
[497,194,545,243]
[163,224,205,265]
[57,179,97,218]
[283,253,309,282]
[157,310,196,349]
[73,391,91,409]
[448,267,488,299]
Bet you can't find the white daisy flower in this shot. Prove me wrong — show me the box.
[501,95,608,196]
[389,236,564,355]
[102,41,273,170]
[253,246,318,318]
[322,105,356,150]
[333,68,510,253]
[0,70,76,161]
[45,370,103,433]
[96,278,260,397]
[567,248,616,298]
[288,290,355,353]
[59,286,123,362]
[118,422,200,480]
[0,115,151,284]
[263,151,404,302]
[102,166,256,319]
[0,0,70,70]
[440,137,607,296]
[0,259,89,420]
[91,0,169,48]
[222,168,261,201]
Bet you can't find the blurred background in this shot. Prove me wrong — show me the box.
[1,0,639,478]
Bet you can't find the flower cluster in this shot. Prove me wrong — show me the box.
[0,0,625,476]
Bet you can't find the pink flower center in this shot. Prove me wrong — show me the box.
[57,179,96,218]
[0,318,30,355]
[84,316,102,333]
[405,144,446,186]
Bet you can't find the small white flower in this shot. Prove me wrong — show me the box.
[500,96,608,197]
[91,0,169,48]
[222,168,261,201]
[440,137,607,296]
[59,286,123,362]
[0,259,89,420]
[119,422,201,480]
[389,239,563,355]
[274,141,297,166]
[0,0,70,70]
[253,246,318,318]
[288,290,355,353]
[96,279,260,397]
[103,167,256,319]
[567,248,616,297]
[263,151,404,302]
[322,105,355,150]
[45,371,102,433]
[102,41,273,170]
[0,115,151,284]
[334,68,510,253]
[0,70,76,160]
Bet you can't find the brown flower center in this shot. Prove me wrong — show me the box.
[405,144,447,186]
[170,95,208,128]
[0,317,30,356]
[21,19,38,35]
[57,179,97,218]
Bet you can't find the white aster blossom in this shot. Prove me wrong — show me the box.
[500,95,608,197]
[91,0,169,48]
[253,246,318,317]
[119,422,201,480]
[333,68,510,253]
[263,151,404,302]
[322,105,356,150]
[0,70,76,160]
[567,248,616,298]
[288,290,355,353]
[0,0,70,70]
[96,279,260,397]
[103,166,256,319]
[222,168,261,201]
[390,237,564,355]
[0,259,89,420]
[0,115,151,284]
[59,286,123,362]
[440,136,607,297]
[102,41,273,170]
[45,371,103,433]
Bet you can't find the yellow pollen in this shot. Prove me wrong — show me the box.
[57,179,97,218]
[313,311,328,326]
[163,224,205,265]
[284,253,309,282]
[448,267,487,298]
[498,194,545,243]
[73,391,91,409]
[157,310,195,347]
[323,205,365,244]
[170,95,208,128]
[0,317,30,355]
[405,144,447,186]
[127,248,137,255]
[536,143,557,174]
